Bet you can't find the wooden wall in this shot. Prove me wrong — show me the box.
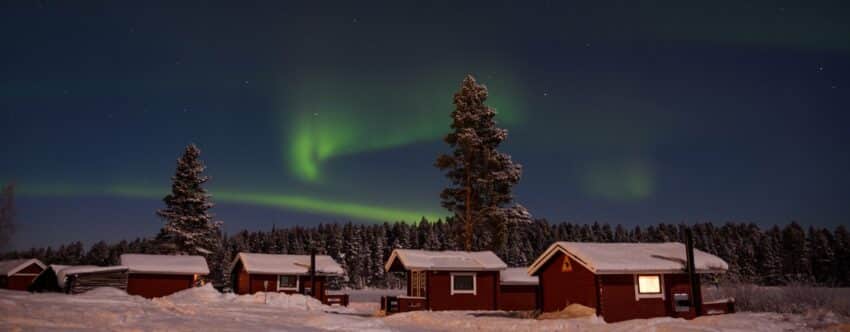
[499,285,538,311]
[538,252,598,312]
[126,273,195,298]
[2,263,44,291]
[426,270,499,311]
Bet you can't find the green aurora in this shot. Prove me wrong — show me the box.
[18,184,445,223]
[283,74,525,182]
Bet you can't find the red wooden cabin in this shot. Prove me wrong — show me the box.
[0,258,46,291]
[230,252,347,305]
[528,242,731,322]
[120,254,209,298]
[383,249,507,313]
[499,267,539,311]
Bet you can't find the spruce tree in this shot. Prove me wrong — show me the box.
[156,144,222,257]
[435,75,531,252]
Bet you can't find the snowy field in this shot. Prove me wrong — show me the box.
[1,286,846,331]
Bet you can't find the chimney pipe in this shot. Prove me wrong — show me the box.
[686,228,703,317]
[310,248,317,298]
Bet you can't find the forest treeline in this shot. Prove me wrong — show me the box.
[3,220,849,288]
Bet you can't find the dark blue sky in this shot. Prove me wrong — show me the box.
[2,1,849,250]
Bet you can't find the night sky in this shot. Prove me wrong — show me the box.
[2,1,849,250]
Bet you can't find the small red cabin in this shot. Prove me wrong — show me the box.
[120,254,209,298]
[230,252,346,305]
[383,249,507,313]
[0,259,46,291]
[499,267,539,311]
[528,242,731,322]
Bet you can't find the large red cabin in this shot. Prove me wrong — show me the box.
[383,249,507,312]
[0,259,46,291]
[230,252,346,305]
[528,242,731,322]
[120,254,209,298]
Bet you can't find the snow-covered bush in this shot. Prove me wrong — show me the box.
[710,283,850,317]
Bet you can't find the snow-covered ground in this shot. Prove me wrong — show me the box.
[0,286,843,331]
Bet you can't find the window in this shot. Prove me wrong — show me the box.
[410,270,426,297]
[278,275,299,291]
[450,272,476,295]
[637,275,661,294]
[634,274,664,300]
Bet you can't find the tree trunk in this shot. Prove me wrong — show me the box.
[464,165,473,251]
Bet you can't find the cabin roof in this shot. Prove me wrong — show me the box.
[120,254,209,275]
[528,242,729,276]
[385,249,507,272]
[230,253,345,276]
[0,258,45,276]
[500,267,538,285]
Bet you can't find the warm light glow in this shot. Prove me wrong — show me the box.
[637,275,661,294]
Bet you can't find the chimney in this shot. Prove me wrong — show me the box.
[310,248,317,298]
[686,228,703,317]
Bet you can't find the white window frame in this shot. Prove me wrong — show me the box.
[277,275,299,291]
[450,272,476,295]
[634,274,664,300]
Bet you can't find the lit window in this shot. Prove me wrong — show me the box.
[637,275,661,294]
[450,273,476,295]
[278,275,299,291]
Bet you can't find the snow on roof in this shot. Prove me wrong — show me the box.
[232,253,345,276]
[385,249,507,271]
[120,254,209,275]
[500,267,538,285]
[528,242,729,276]
[0,258,46,276]
[55,265,129,288]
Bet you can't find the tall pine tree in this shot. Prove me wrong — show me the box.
[156,144,222,259]
[435,75,531,251]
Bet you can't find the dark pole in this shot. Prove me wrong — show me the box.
[310,247,317,298]
[686,227,703,317]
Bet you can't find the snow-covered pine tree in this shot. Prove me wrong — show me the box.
[835,225,850,286]
[369,225,388,287]
[757,226,784,285]
[155,144,222,262]
[781,221,811,282]
[435,75,531,252]
[85,241,111,266]
[808,226,835,285]
[342,223,363,288]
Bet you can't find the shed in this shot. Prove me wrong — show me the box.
[528,242,730,322]
[30,265,129,294]
[0,258,46,291]
[230,252,346,305]
[499,267,539,311]
[121,254,209,298]
[383,249,507,312]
